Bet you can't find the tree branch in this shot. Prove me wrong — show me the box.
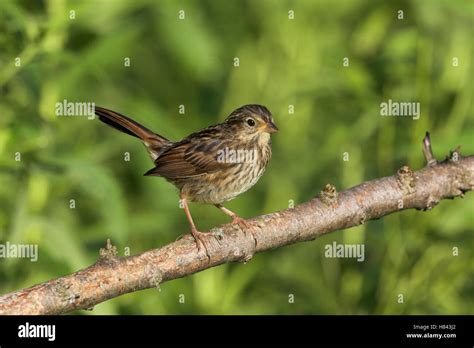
[1,134,473,314]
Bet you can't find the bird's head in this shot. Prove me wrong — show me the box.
[225,104,279,138]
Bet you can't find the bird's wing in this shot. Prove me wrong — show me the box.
[144,128,234,178]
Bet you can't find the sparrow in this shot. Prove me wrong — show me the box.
[94,104,278,256]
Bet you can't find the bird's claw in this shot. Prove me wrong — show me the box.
[232,216,251,229]
[191,229,211,262]
[231,216,257,247]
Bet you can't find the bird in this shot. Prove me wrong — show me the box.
[94,104,278,257]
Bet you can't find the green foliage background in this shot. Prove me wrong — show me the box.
[0,0,473,314]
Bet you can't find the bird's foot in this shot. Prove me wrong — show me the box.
[231,215,251,229]
[191,229,211,261]
[231,216,257,247]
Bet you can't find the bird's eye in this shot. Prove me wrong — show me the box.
[246,118,256,127]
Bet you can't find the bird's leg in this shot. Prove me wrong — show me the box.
[181,196,211,259]
[215,204,257,245]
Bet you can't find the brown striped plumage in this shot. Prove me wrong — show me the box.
[95,104,278,256]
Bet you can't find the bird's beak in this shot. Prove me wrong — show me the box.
[264,120,279,133]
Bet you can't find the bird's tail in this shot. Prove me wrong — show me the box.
[95,106,170,159]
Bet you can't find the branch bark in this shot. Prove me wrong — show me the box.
[1,133,473,314]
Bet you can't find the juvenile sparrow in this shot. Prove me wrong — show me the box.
[94,105,278,256]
